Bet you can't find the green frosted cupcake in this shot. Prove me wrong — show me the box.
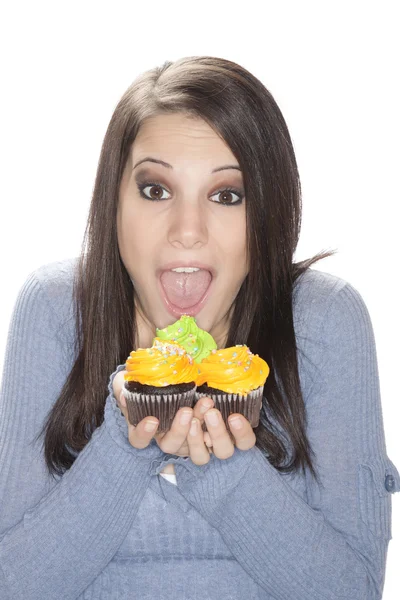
[156,315,217,363]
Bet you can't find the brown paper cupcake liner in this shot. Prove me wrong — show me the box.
[122,385,196,433]
[196,385,263,431]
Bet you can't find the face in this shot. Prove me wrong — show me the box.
[117,113,248,349]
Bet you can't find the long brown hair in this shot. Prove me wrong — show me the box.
[37,56,333,480]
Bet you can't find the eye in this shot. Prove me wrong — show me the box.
[210,186,244,206]
[137,182,171,201]
[135,181,244,206]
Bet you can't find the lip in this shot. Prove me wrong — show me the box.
[156,261,216,278]
[157,261,215,317]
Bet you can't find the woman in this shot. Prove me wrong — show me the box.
[0,56,398,600]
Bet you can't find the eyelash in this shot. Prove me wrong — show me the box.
[136,181,244,206]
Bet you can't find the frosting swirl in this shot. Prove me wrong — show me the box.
[196,345,270,395]
[156,315,217,363]
[124,338,198,386]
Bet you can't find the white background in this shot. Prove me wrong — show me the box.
[0,1,399,597]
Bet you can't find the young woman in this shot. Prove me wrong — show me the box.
[0,55,398,600]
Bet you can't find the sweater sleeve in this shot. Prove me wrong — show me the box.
[174,282,400,600]
[0,271,164,600]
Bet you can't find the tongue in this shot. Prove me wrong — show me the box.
[160,270,212,308]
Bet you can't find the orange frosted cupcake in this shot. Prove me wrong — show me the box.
[196,345,269,429]
[122,338,198,433]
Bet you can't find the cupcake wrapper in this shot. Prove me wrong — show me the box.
[196,386,263,431]
[122,385,196,433]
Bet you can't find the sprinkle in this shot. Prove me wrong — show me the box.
[178,328,182,333]
[173,370,178,375]
[238,361,242,366]
[212,349,217,354]
[193,347,198,352]
[228,361,232,365]
[232,352,237,358]
[260,370,263,374]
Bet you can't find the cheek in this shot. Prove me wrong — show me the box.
[118,204,153,260]
[217,214,247,268]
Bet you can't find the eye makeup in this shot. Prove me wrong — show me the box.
[135,179,245,206]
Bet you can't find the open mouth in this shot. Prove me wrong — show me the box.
[158,267,214,317]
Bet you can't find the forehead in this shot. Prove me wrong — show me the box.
[132,113,235,161]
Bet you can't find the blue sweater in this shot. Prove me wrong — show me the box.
[0,258,399,600]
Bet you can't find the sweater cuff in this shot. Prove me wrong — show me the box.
[103,364,164,463]
[174,444,257,519]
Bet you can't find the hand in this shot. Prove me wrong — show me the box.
[113,370,256,465]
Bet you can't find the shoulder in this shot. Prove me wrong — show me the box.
[18,257,79,339]
[292,268,375,388]
[32,256,78,303]
[293,267,372,339]
[293,267,348,322]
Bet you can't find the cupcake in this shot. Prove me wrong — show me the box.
[196,345,270,430]
[122,337,198,433]
[156,316,270,430]
[156,314,217,363]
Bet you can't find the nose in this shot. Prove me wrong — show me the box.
[167,198,208,250]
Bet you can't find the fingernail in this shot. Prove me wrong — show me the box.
[189,418,198,435]
[200,400,213,414]
[119,391,126,407]
[144,420,158,432]
[179,410,193,425]
[205,410,219,426]
[229,417,243,430]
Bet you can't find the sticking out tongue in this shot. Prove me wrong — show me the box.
[160,270,212,309]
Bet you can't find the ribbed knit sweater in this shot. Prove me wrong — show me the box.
[0,258,399,600]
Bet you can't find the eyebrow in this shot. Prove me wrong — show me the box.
[132,157,241,173]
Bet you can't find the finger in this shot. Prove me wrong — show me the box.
[117,391,128,421]
[203,431,213,447]
[204,409,235,459]
[228,414,257,450]
[203,410,236,444]
[192,396,214,424]
[128,417,159,449]
[186,417,211,465]
[113,369,128,399]
[157,407,193,454]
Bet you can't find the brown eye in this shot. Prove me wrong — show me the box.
[137,182,170,201]
[210,187,244,206]
[136,181,243,205]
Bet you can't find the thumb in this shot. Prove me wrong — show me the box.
[117,390,129,421]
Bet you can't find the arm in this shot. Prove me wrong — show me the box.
[0,271,163,600]
[175,281,400,600]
